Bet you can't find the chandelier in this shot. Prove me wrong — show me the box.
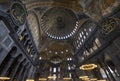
[80,64,97,71]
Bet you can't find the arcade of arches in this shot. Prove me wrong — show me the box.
[0,0,120,81]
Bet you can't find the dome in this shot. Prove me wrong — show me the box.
[41,7,78,40]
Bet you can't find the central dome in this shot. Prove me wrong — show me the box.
[41,7,78,40]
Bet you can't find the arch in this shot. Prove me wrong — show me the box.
[25,1,83,12]
[26,62,31,68]
[22,59,27,65]
[27,10,41,49]
[104,54,115,71]
[16,54,23,62]
[9,46,17,57]
[74,19,97,51]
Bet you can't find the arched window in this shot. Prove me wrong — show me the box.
[74,20,97,51]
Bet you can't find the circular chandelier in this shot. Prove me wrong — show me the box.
[80,64,97,71]
[41,7,78,40]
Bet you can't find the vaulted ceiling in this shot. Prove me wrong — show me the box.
[21,0,120,77]
[23,0,120,51]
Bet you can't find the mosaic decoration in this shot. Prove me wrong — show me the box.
[41,7,78,40]
[100,18,116,36]
[10,2,26,26]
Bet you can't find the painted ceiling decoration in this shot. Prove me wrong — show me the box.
[27,11,40,49]
[39,41,74,64]
[22,0,120,67]
[0,0,119,81]
[14,0,120,80]
[22,0,120,51]
[20,0,120,59]
[41,7,78,40]
[99,17,119,37]
[22,0,120,20]
[22,0,82,12]
[74,20,97,51]
[10,2,27,26]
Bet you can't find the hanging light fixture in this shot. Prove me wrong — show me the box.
[48,75,56,79]
[26,79,34,81]
[48,74,57,80]
[81,77,89,81]
[39,78,47,81]
[63,77,71,80]
[79,76,89,81]
[79,76,88,79]
[0,77,10,80]
[90,78,97,81]
[80,64,97,70]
